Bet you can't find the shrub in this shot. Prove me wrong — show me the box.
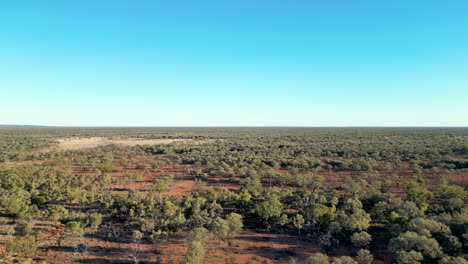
[48,205,68,221]
[7,235,38,260]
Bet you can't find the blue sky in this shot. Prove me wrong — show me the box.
[1,1,467,126]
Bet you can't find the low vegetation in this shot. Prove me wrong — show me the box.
[0,127,466,263]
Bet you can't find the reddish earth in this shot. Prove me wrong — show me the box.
[449,172,468,184]
[1,152,465,263]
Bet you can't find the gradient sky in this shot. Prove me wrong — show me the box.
[1,1,467,126]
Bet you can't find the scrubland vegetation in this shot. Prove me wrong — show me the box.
[0,127,466,263]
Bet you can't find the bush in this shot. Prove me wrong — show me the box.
[7,235,38,260]
[88,213,103,230]
[31,193,48,206]
[65,221,84,236]
[48,205,68,221]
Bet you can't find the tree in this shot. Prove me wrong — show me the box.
[389,231,443,262]
[393,201,424,223]
[437,185,467,212]
[185,228,210,246]
[47,205,68,221]
[407,217,461,253]
[341,210,370,233]
[226,212,243,237]
[3,188,31,217]
[279,214,289,226]
[130,230,143,264]
[407,217,451,237]
[292,214,305,236]
[337,199,371,234]
[394,250,423,264]
[65,221,84,236]
[344,177,362,198]
[356,249,373,264]
[210,213,243,242]
[88,213,103,230]
[310,176,324,191]
[257,194,283,228]
[438,256,468,264]
[211,217,230,241]
[242,174,263,197]
[331,256,357,264]
[404,181,433,210]
[65,221,87,262]
[303,203,335,233]
[350,232,371,248]
[7,235,38,261]
[319,232,334,252]
[319,221,342,252]
[184,240,205,264]
[152,175,174,193]
[306,253,329,264]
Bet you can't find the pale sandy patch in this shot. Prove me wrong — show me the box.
[38,137,199,152]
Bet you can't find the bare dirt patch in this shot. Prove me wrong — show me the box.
[38,137,198,152]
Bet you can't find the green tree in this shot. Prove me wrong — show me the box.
[356,249,373,264]
[405,181,433,210]
[184,240,205,264]
[437,185,467,212]
[389,231,443,262]
[3,188,31,217]
[152,175,174,193]
[392,201,424,223]
[211,217,230,241]
[331,256,357,264]
[394,250,423,264]
[304,203,335,233]
[341,210,370,233]
[407,217,461,253]
[257,194,283,228]
[47,204,68,221]
[226,212,243,237]
[350,232,371,248]
[130,230,143,264]
[242,174,263,197]
[186,227,210,246]
[438,256,468,264]
[336,199,371,234]
[65,221,84,236]
[344,177,362,198]
[292,214,305,236]
[88,213,103,230]
[306,252,329,264]
[7,235,38,261]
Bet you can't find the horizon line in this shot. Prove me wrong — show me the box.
[1,124,468,129]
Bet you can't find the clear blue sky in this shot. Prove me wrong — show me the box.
[1,1,467,126]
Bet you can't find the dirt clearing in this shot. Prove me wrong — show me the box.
[39,137,197,152]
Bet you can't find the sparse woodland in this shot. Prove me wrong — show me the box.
[0,128,466,263]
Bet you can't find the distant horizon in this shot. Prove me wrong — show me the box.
[1,124,468,129]
[1,1,468,126]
